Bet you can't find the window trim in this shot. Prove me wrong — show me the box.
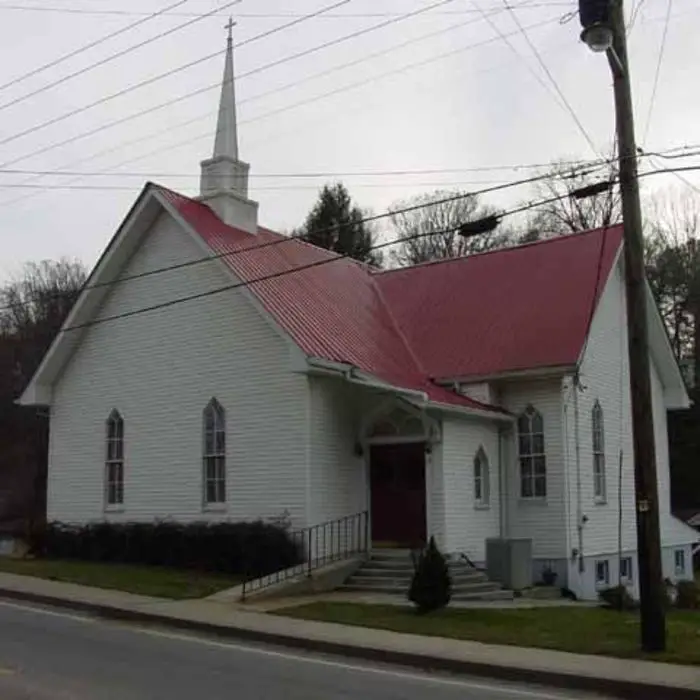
[203,398,226,509]
[517,405,547,500]
[592,400,607,504]
[105,409,124,510]
[473,446,490,509]
[619,556,633,583]
[595,559,610,588]
[674,548,686,577]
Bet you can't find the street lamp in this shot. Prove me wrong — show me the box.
[579,0,613,52]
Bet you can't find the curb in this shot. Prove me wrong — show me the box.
[0,587,697,700]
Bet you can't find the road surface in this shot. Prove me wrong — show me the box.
[0,598,612,700]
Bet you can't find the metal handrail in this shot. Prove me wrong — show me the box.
[240,510,369,601]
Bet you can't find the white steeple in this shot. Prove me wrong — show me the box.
[199,18,258,233]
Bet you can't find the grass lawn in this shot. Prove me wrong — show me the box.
[0,558,240,600]
[277,602,700,666]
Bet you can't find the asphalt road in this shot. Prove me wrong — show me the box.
[0,599,613,700]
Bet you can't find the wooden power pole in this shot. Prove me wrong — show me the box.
[607,0,666,651]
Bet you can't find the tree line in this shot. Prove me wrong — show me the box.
[1,162,699,534]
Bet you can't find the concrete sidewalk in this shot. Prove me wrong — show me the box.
[0,572,697,700]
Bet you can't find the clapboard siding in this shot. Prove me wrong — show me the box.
[441,417,501,561]
[307,378,367,525]
[499,379,567,559]
[574,260,679,558]
[48,212,309,527]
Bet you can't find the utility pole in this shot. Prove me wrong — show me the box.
[579,0,666,651]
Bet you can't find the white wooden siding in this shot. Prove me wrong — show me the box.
[573,260,683,560]
[307,377,367,525]
[47,211,309,527]
[441,417,501,562]
[499,379,568,559]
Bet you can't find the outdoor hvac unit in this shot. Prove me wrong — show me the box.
[485,538,533,591]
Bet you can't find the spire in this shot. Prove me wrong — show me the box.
[198,18,258,234]
[213,18,239,160]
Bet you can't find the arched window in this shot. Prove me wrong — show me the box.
[105,410,124,507]
[474,447,490,507]
[203,399,226,506]
[592,400,606,502]
[517,405,546,498]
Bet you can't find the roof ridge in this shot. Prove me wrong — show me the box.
[375,223,624,276]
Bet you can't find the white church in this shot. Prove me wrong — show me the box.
[20,29,698,600]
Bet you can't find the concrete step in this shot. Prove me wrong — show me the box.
[364,558,480,571]
[346,576,500,594]
[452,589,514,602]
[354,567,488,583]
[343,581,505,597]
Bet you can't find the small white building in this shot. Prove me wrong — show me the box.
[20,32,698,601]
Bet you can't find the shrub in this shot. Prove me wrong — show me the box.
[29,520,303,578]
[599,584,637,611]
[674,580,699,610]
[408,537,452,614]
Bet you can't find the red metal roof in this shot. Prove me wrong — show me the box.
[375,224,623,380]
[157,185,622,410]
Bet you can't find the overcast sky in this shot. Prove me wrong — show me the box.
[0,0,698,279]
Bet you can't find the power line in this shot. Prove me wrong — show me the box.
[0,162,612,315]
[0,161,604,178]
[0,0,353,151]
[473,1,565,110]
[501,0,599,156]
[0,12,566,209]
[0,0,458,154]
[642,0,672,145]
[0,1,507,173]
[0,0,193,94]
[52,191,611,334]
[0,3,577,18]
[53,163,700,334]
[0,0,243,115]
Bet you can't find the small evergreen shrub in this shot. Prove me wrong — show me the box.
[599,584,637,611]
[674,580,699,610]
[408,537,452,613]
[29,520,303,578]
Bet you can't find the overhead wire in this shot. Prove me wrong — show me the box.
[0,0,194,94]
[0,0,513,174]
[0,160,615,315]
[3,160,697,320]
[0,3,581,18]
[642,0,672,145]
[47,163,700,334]
[500,0,600,156]
[0,0,461,156]
[0,11,568,210]
[0,0,244,115]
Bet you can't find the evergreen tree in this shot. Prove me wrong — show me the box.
[298,183,382,266]
[408,537,452,613]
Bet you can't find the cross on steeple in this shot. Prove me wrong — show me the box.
[225,16,236,41]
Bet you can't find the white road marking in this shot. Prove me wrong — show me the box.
[0,600,94,624]
[0,598,597,700]
[136,627,593,700]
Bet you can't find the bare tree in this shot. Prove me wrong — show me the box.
[388,190,509,267]
[519,159,621,241]
[0,258,87,538]
[644,191,700,384]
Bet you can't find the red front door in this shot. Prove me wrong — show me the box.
[370,443,427,548]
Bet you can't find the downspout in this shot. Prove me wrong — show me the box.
[498,426,509,540]
[573,377,585,573]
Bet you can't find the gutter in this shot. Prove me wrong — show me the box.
[306,357,428,402]
[307,357,512,421]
